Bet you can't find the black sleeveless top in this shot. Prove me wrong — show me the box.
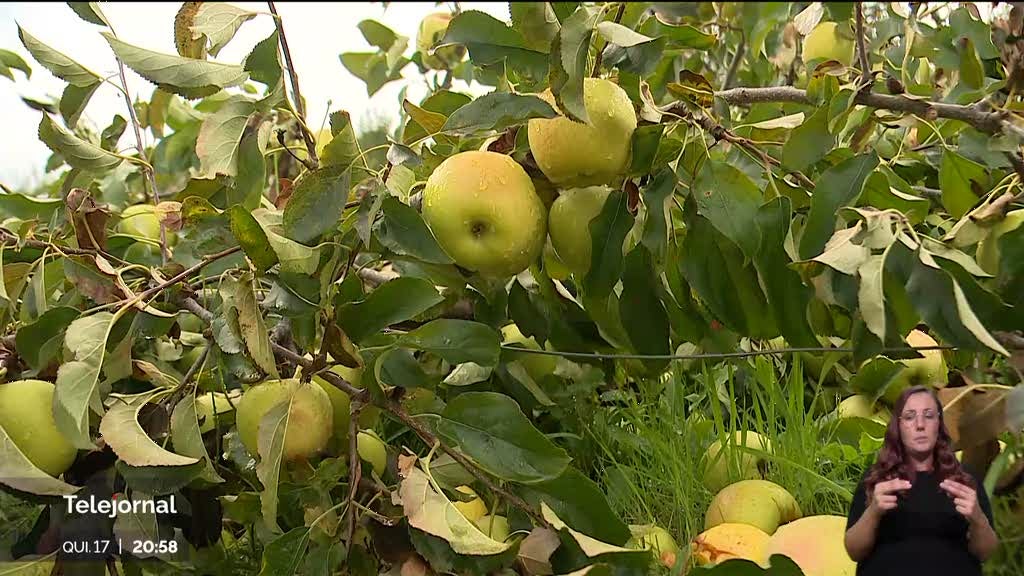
[845,467,995,576]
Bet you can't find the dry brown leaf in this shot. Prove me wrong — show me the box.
[938,383,1008,449]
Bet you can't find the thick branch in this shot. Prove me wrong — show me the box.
[267,1,319,168]
[716,86,1021,138]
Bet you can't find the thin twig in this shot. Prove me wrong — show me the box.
[109,28,168,265]
[855,3,872,90]
[267,1,318,168]
[134,246,241,304]
[723,33,746,90]
[591,2,626,77]
[1005,151,1024,183]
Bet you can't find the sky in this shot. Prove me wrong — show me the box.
[0,2,510,189]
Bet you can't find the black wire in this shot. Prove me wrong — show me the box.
[498,344,966,361]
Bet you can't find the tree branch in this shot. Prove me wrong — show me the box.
[715,86,1023,139]
[134,246,241,304]
[855,3,872,90]
[267,1,319,168]
[345,400,364,545]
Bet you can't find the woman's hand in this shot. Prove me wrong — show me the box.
[940,478,985,524]
[868,478,912,515]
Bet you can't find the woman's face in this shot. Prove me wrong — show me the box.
[898,391,941,457]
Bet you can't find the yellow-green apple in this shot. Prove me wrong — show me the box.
[236,378,333,461]
[547,186,612,276]
[416,12,466,70]
[0,379,78,477]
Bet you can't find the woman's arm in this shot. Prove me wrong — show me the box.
[967,513,999,561]
[844,506,882,561]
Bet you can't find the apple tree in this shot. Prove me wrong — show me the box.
[0,2,1022,575]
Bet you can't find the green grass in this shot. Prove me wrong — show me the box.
[572,355,1024,575]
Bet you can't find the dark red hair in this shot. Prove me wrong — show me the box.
[863,385,973,494]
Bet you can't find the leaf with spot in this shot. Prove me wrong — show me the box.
[399,319,500,367]
[195,97,256,179]
[191,2,258,57]
[692,159,763,260]
[283,168,351,244]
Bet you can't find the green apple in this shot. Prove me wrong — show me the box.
[802,21,855,66]
[422,150,547,277]
[296,362,380,435]
[118,204,175,246]
[547,186,612,275]
[452,485,488,522]
[416,12,466,70]
[702,431,773,492]
[236,378,334,462]
[976,209,1024,275]
[528,77,637,187]
[194,391,239,434]
[357,429,388,476]
[178,312,205,333]
[542,239,571,280]
[501,323,557,382]
[626,524,680,568]
[883,330,948,404]
[473,515,511,542]
[0,380,78,477]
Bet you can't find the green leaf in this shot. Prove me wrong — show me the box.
[283,168,351,244]
[337,277,444,343]
[169,393,225,484]
[639,169,675,261]
[340,51,409,97]
[754,197,818,347]
[259,527,312,576]
[950,8,999,59]
[649,19,717,50]
[850,356,904,401]
[58,82,99,128]
[782,106,834,172]
[101,32,248,99]
[195,97,256,178]
[442,10,549,82]
[799,152,880,259]
[541,503,642,559]
[442,92,557,136]
[905,259,1008,354]
[399,461,513,555]
[233,127,267,210]
[0,422,81,496]
[255,399,289,533]
[509,2,560,51]
[18,25,100,86]
[597,22,666,76]
[67,2,110,26]
[376,348,432,389]
[15,306,79,370]
[229,206,278,272]
[192,2,258,57]
[628,124,664,177]
[858,254,888,341]
[38,114,122,172]
[400,319,500,367]
[860,170,929,225]
[680,215,776,338]
[583,190,634,298]
[322,110,362,168]
[0,191,63,221]
[693,159,763,260]
[515,468,631,545]
[401,90,471,145]
[549,5,601,122]
[0,50,29,82]
[100,392,199,467]
[377,196,454,264]
[251,211,321,276]
[939,149,987,219]
[437,392,572,483]
[244,30,282,87]
[55,312,116,449]
[222,275,279,378]
[619,246,670,362]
